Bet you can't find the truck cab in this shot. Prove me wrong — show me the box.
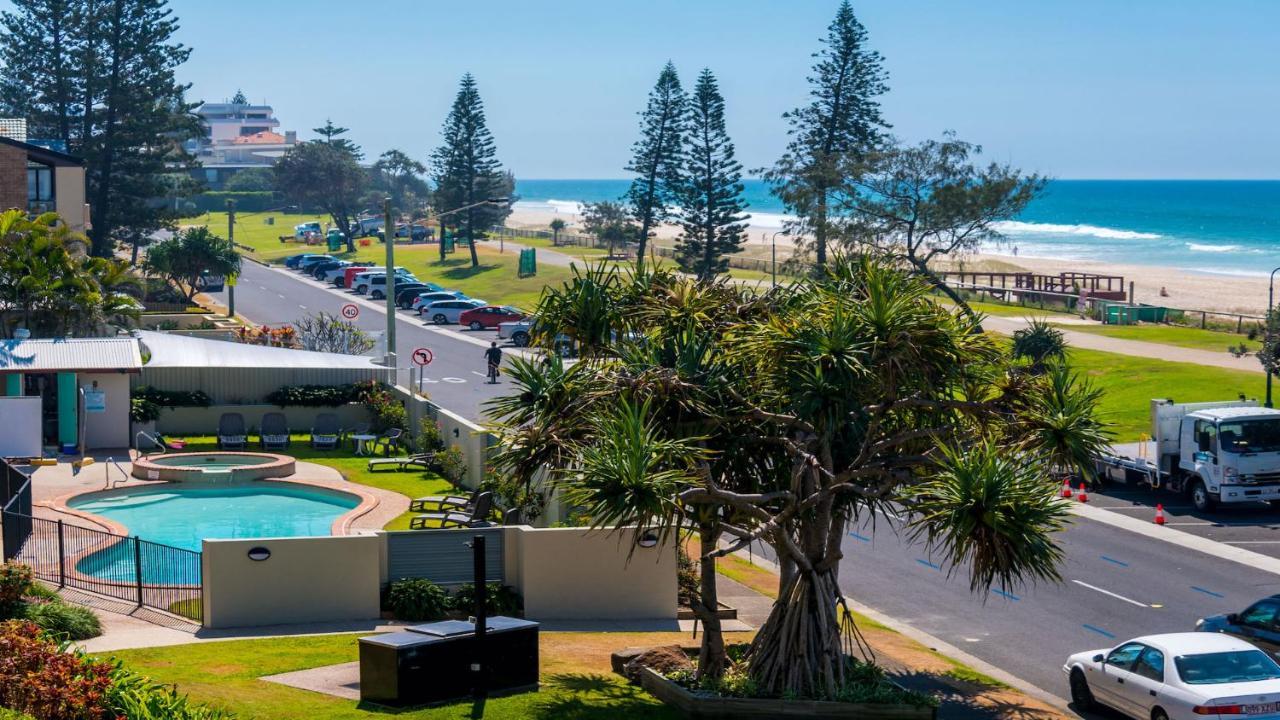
[1154,399,1280,511]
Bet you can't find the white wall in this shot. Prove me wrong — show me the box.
[202,535,381,629]
[80,372,130,450]
[0,397,41,457]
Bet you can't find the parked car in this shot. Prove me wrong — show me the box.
[310,260,348,280]
[353,216,384,237]
[297,255,335,272]
[497,319,534,347]
[394,283,445,308]
[395,223,431,241]
[363,274,420,300]
[293,222,322,241]
[1198,596,1280,657]
[1064,632,1280,719]
[285,253,327,269]
[421,298,486,325]
[328,262,372,286]
[459,305,526,331]
[339,265,383,288]
[412,291,469,313]
[353,269,416,295]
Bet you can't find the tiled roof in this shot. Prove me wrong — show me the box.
[0,337,142,373]
[231,131,286,145]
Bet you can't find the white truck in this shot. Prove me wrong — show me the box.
[1096,399,1280,512]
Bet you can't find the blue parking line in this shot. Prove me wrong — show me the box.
[1083,624,1116,639]
[991,588,1021,601]
[1191,586,1224,598]
[1100,555,1129,568]
[915,558,941,571]
[848,531,871,543]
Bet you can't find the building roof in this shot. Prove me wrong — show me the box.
[0,134,83,167]
[230,131,286,145]
[136,330,384,370]
[0,337,143,373]
[1195,406,1280,420]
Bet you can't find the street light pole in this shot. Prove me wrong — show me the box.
[384,197,396,367]
[226,200,237,318]
[1268,266,1280,407]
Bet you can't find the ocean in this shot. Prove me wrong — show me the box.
[513,179,1280,277]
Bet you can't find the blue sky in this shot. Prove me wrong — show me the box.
[17,1,1280,178]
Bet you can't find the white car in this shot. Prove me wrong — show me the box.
[352,269,414,295]
[1064,632,1280,719]
[412,291,468,313]
[421,298,486,325]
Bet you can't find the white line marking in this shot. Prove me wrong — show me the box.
[442,377,466,384]
[875,507,901,520]
[470,371,486,377]
[1071,580,1150,608]
[1164,522,1213,526]
[298,305,306,310]
[1223,541,1280,545]
[277,293,286,299]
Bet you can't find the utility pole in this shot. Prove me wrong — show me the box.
[384,197,397,367]
[226,200,237,318]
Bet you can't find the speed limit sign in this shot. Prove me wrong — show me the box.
[411,347,434,366]
[340,303,359,320]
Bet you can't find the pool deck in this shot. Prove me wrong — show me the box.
[27,451,409,536]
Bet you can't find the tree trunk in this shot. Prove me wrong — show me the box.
[911,259,983,329]
[747,564,848,698]
[467,207,480,268]
[692,521,727,681]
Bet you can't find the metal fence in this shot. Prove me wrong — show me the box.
[385,527,504,586]
[0,459,203,622]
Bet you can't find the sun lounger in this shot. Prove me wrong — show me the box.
[409,492,493,530]
[310,412,341,449]
[217,413,247,450]
[367,452,433,472]
[259,412,290,450]
[409,487,480,513]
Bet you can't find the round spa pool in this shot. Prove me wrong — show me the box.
[68,482,361,583]
[131,451,295,482]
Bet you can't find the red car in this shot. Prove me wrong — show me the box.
[458,305,526,331]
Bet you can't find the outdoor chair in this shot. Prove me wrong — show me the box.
[409,487,480,513]
[409,492,493,530]
[259,412,290,450]
[310,413,341,450]
[372,428,404,457]
[217,413,247,450]
[367,452,433,472]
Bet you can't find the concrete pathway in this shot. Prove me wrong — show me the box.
[982,315,1263,373]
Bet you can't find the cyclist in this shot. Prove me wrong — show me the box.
[484,341,503,383]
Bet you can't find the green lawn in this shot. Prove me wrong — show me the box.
[1055,322,1258,353]
[170,435,451,530]
[105,633,681,720]
[188,212,333,263]
[503,233,612,259]
[1068,347,1263,440]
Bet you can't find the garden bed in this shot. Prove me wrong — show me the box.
[638,666,936,719]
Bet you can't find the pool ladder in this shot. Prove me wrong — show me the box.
[103,456,130,489]
[135,431,166,456]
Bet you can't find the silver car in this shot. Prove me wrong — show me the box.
[421,298,486,325]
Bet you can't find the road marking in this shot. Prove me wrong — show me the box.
[277,293,286,299]
[1099,555,1130,567]
[1072,580,1149,608]
[442,377,466,384]
[470,371,487,377]
[298,305,307,310]
[876,507,902,520]
[915,558,941,571]
[1223,540,1280,544]
[1164,521,1212,526]
[1082,624,1116,639]
[990,588,1020,601]
[848,531,871,543]
[1191,586,1225,598]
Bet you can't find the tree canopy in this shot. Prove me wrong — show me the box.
[624,62,686,271]
[143,225,240,303]
[275,141,367,250]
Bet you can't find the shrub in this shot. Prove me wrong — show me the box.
[1010,318,1065,372]
[130,397,161,424]
[677,547,699,606]
[132,386,212,408]
[0,621,115,720]
[0,563,33,616]
[451,583,521,617]
[359,384,407,433]
[106,663,236,720]
[416,417,443,453]
[436,446,467,485]
[21,601,101,641]
[264,383,369,407]
[387,578,449,621]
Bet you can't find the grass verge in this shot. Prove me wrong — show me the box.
[1056,322,1259,353]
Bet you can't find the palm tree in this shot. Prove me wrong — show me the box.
[1011,318,1066,372]
[549,218,566,246]
[492,255,1108,698]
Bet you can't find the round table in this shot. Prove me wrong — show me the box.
[351,434,378,456]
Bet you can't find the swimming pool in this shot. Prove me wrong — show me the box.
[131,452,295,482]
[68,482,361,584]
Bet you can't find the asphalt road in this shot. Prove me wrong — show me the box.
[205,259,520,421]
[1087,484,1280,558]
[836,509,1280,712]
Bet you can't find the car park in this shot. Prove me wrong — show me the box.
[309,260,348,280]
[394,283,444,308]
[297,255,335,272]
[362,273,420,299]
[1198,596,1280,657]
[327,262,370,285]
[412,291,468,313]
[1064,632,1280,719]
[459,305,526,331]
[285,253,327,269]
[421,298,487,325]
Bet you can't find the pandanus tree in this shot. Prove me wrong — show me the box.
[490,256,1109,698]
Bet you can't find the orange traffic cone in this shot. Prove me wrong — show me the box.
[1154,504,1166,525]
[1076,483,1088,503]
[1061,478,1073,498]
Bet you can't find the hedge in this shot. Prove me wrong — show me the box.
[264,382,379,408]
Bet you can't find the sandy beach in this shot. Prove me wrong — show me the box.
[505,206,1270,316]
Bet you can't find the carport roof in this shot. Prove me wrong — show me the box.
[0,337,143,373]
[135,330,384,369]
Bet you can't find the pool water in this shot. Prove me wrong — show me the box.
[147,454,274,471]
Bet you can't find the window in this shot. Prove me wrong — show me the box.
[1195,420,1218,455]
[1133,647,1165,682]
[26,162,52,211]
[1240,601,1280,630]
[1218,420,1280,454]
[1175,650,1280,685]
[1106,643,1145,670]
